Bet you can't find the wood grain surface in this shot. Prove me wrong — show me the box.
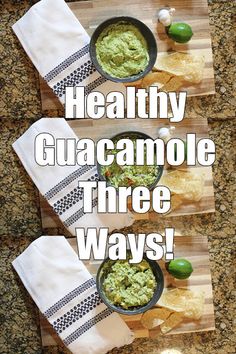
[39,117,215,230]
[39,0,215,112]
[40,235,215,347]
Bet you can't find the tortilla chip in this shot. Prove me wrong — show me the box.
[141,308,172,329]
[183,294,205,320]
[151,82,165,89]
[142,71,172,88]
[170,194,184,211]
[155,53,205,84]
[179,179,204,202]
[161,76,184,92]
[160,312,184,334]
[158,288,205,320]
[160,170,204,202]
[160,170,192,193]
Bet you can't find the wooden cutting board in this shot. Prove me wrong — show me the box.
[40,235,215,348]
[39,117,215,230]
[39,0,215,112]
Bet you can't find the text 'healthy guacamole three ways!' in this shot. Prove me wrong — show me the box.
[102,259,157,309]
[96,22,149,78]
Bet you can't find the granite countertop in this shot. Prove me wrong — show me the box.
[0,1,235,354]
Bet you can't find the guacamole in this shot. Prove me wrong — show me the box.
[96,22,149,78]
[102,259,157,309]
[101,139,160,188]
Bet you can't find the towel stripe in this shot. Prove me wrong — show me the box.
[44,44,90,82]
[53,173,99,216]
[85,76,108,96]
[53,292,102,334]
[44,165,95,201]
[63,197,98,227]
[64,308,113,346]
[44,278,96,318]
[52,59,96,98]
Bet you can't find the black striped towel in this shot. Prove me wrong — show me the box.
[12,0,125,105]
[12,118,134,234]
[12,236,134,354]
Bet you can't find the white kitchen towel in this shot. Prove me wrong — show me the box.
[12,0,125,104]
[12,118,134,235]
[12,236,134,354]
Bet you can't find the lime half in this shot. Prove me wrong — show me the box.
[167,23,193,43]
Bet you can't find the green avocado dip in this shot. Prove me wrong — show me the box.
[102,259,157,309]
[101,138,160,188]
[95,22,149,78]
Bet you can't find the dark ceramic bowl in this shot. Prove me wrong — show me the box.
[96,253,164,315]
[90,16,157,82]
[97,131,164,191]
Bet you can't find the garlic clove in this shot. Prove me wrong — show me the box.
[158,126,175,142]
[157,8,175,27]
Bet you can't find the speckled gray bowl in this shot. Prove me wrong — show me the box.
[90,16,157,83]
[96,253,164,315]
[97,131,164,191]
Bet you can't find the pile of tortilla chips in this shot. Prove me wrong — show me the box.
[141,288,205,334]
[127,52,205,92]
[159,170,204,212]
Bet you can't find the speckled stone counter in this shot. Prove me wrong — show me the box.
[0,1,235,354]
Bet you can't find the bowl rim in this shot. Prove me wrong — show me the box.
[96,252,164,315]
[89,16,158,83]
[96,130,164,191]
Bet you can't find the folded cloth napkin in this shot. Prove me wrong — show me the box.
[12,118,134,235]
[12,0,125,104]
[12,236,134,354]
